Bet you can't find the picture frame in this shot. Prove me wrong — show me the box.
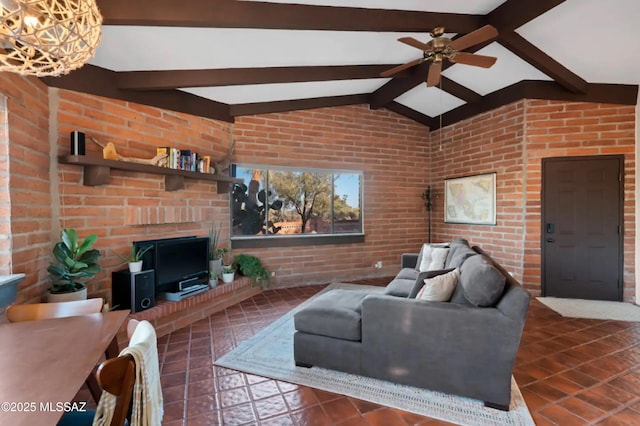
[444,172,496,225]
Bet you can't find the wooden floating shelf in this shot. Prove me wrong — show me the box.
[58,155,242,193]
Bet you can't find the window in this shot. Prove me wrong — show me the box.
[231,165,362,239]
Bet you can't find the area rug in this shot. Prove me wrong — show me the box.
[537,296,640,322]
[215,283,534,426]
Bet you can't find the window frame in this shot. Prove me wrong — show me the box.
[230,164,365,248]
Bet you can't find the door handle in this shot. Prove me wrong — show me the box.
[546,223,555,234]
[546,238,555,243]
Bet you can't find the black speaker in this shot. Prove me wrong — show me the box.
[112,269,155,313]
[70,131,86,155]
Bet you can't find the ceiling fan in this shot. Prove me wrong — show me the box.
[381,25,499,87]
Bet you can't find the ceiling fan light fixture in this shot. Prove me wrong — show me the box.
[0,0,102,77]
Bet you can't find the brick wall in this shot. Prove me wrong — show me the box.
[523,100,636,300]
[28,87,430,300]
[430,99,636,300]
[0,73,51,303]
[231,107,431,286]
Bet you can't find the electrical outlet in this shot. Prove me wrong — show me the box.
[271,271,276,277]
[374,261,382,269]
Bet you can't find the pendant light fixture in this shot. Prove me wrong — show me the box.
[0,0,102,77]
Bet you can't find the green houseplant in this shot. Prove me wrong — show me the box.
[221,265,236,284]
[234,254,271,288]
[47,228,102,301]
[208,223,225,279]
[117,244,152,272]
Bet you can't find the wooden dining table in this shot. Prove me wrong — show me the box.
[0,310,129,426]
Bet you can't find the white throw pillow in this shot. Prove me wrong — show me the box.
[426,247,449,271]
[416,268,460,302]
[418,244,434,271]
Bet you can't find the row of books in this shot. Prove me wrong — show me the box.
[156,147,212,173]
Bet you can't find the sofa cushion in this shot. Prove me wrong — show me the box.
[459,255,506,307]
[395,268,419,281]
[294,289,369,341]
[419,247,449,271]
[445,242,477,269]
[384,278,414,297]
[449,284,473,305]
[416,268,460,302]
[415,242,449,271]
[408,268,455,298]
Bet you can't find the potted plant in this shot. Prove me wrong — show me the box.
[208,269,218,288]
[234,254,271,288]
[221,265,236,284]
[208,223,224,279]
[47,228,102,302]
[117,244,152,273]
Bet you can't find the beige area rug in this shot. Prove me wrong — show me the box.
[537,296,640,322]
[215,283,534,426]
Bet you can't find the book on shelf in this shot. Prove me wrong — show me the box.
[156,147,214,172]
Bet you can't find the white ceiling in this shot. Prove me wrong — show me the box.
[88,0,640,121]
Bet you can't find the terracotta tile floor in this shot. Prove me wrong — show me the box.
[155,279,640,425]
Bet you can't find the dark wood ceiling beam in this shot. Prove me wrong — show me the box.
[498,32,587,93]
[432,80,637,131]
[440,77,482,104]
[116,65,402,90]
[369,63,429,109]
[97,0,482,32]
[385,102,435,128]
[40,65,233,122]
[487,0,566,32]
[229,94,369,117]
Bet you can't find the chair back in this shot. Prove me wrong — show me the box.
[97,355,136,426]
[6,298,104,322]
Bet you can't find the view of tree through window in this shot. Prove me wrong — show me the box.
[231,165,362,237]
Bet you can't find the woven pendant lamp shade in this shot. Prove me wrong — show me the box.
[0,0,102,76]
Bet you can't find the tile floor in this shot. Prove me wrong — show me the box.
[155,279,640,425]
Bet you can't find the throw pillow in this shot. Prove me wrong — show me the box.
[415,242,449,270]
[417,244,434,271]
[425,247,449,271]
[416,268,460,302]
[409,268,455,298]
[459,255,506,307]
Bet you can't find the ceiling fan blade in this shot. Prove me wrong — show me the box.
[449,25,498,51]
[380,58,424,77]
[398,37,432,51]
[450,52,497,68]
[426,62,442,87]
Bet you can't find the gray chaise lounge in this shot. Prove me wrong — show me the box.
[293,240,531,410]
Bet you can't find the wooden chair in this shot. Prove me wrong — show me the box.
[57,354,136,426]
[6,298,104,322]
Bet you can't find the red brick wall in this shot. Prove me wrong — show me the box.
[8,86,430,300]
[231,107,431,286]
[430,99,636,300]
[523,100,636,300]
[0,73,51,303]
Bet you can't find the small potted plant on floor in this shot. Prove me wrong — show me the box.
[221,265,236,284]
[47,228,102,302]
[117,244,152,273]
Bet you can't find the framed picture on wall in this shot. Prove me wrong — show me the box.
[444,172,496,225]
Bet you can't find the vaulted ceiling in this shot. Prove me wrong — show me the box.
[42,0,639,130]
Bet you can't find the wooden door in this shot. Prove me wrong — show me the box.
[542,156,623,301]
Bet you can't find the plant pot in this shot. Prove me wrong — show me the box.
[209,258,223,279]
[47,287,87,303]
[128,261,143,273]
[209,279,218,289]
[222,271,235,284]
[0,274,25,307]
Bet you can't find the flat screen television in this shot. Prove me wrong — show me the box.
[133,236,209,293]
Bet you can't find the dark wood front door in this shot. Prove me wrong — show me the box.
[542,156,623,301]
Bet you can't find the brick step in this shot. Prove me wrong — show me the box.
[115,277,261,347]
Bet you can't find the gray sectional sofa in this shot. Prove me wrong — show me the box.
[293,239,531,410]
